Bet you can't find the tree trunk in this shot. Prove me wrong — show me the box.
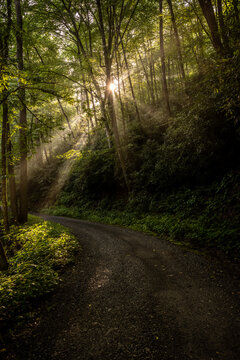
[1,101,9,232]
[135,56,145,103]
[0,0,17,225]
[57,97,75,137]
[167,57,171,90]
[96,0,129,191]
[43,147,49,163]
[35,132,43,166]
[116,53,127,137]
[15,0,28,224]
[167,0,186,83]
[198,0,224,55]
[99,100,112,148]
[107,82,130,192]
[138,50,155,104]
[85,90,94,129]
[149,44,157,103]
[90,89,98,127]
[0,238,8,271]
[120,36,143,129]
[152,57,159,103]
[7,115,18,223]
[217,0,229,51]
[159,0,171,117]
[118,53,132,122]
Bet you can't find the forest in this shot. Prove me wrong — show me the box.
[0,0,240,356]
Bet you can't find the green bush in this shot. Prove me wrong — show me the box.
[0,216,78,320]
[0,265,58,319]
[59,148,116,208]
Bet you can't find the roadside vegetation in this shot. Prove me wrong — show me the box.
[50,168,240,258]
[0,215,78,324]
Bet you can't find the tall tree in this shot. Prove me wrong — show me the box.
[0,236,8,270]
[198,0,224,55]
[217,0,229,51]
[167,0,186,83]
[96,0,130,191]
[0,0,13,231]
[120,36,142,128]
[159,0,171,117]
[1,101,10,232]
[15,0,28,223]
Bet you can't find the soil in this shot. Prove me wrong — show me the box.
[4,215,240,360]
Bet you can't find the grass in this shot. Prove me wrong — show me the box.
[0,215,79,323]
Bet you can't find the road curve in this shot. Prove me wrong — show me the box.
[9,215,240,360]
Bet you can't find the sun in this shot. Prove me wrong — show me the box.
[109,80,118,92]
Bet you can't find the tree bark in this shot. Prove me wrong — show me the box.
[138,50,155,104]
[0,0,12,230]
[90,88,98,127]
[217,0,229,51]
[83,82,94,129]
[120,36,143,129]
[198,0,224,55]
[118,53,132,122]
[116,53,127,137]
[96,0,130,191]
[167,0,186,83]
[1,101,10,232]
[7,121,18,224]
[159,0,171,117]
[15,0,28,223]
[152,56,159,103]
[57,97,75,137]
[0,238,8,270]
[135,56,145,104]
[107,84,130,192]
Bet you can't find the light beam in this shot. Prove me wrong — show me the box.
[109,82,116,92]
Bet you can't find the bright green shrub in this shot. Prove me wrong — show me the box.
[0,216,78,320]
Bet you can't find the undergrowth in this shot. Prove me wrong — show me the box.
[50,171,240,258]
[0,215,78,322]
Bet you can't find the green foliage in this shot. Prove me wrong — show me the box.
[59,148,116,207]
[51,170,240,258]
[0,215,78,321]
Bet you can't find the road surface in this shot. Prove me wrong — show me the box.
[8,215,240,360]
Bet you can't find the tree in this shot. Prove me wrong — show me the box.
[198,0,224,55]
[15,0,28,223]
[96,0,130,190]
[159,0,171,116]
[0,237,8,270]
[0,0,12,231]
[167,0,185,83]
[217,0,229,51]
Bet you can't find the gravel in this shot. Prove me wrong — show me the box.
[5,215,240,360]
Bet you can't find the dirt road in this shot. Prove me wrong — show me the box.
[9,215,240,360]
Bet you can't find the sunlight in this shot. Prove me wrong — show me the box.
[109,80,118,92]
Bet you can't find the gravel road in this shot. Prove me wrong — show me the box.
[8,215,240,360]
